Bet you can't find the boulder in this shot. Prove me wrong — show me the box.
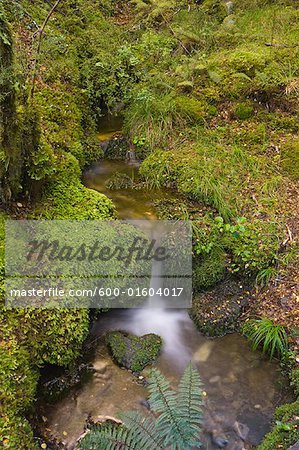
[106,331,162,372]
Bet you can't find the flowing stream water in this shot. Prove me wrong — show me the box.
[42,156,290,450]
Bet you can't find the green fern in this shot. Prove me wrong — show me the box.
[79,363,202,450]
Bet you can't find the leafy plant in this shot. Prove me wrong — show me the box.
[80,363,203,450]
[255,267,277,287]
[242,318,288,359]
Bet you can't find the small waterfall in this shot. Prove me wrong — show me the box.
[126,149,138,165]
[125,226,193,368]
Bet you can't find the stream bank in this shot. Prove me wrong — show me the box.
[37,156,292,450]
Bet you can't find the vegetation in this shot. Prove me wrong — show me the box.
[106,331,162,372]
[0,0,298,447]
[242,318,289,359]
[80,363,203,450]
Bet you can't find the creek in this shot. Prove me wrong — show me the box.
[41,134,290,450]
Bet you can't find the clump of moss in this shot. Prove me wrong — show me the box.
[258,400,299,449]
[193,248,227,291]
[233,102,254,120]
[281,141,299,180]
[0,338,38,449]
[106,331,162,372]
[202,0,228,22]
[32,153,115,220]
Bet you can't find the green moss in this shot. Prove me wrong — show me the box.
[233,102,254,120]
[193,248,227,291]
[281,141,299,180]
[258,400,299,449]
[290,369,299,397]
[32,153,115,220]
[106,331,162,372]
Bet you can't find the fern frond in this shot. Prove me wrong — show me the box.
[147,368,200,450]
[79,364,203,450]
[177,362,203,438]
[119,411,164,450]
[79,424,136,450]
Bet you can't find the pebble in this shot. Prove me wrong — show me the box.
[212,435,229,448]
[209,375,221,384]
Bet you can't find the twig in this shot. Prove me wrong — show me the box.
[30,0,62,99]
[161,12,190,55]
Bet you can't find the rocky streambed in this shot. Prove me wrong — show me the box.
[37,154,291,449]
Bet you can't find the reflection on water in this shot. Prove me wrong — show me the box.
[40,158,291,449]
[83,160,170,220]
[97,114,123,141]
[44,309,289,449]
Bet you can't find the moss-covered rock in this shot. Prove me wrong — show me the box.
[104,136,130,159]
[106,331,162,372]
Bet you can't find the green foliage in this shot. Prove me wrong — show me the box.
[124,93,205,147]
[233,102,254,120]
[0,413,35,449]
[80,363,202,450]
[193,247,226,291]
[242,318,288,359]
[106,331,162,372]
[258,400,299,450]
[281,140,299,180]
[290,369,299,397]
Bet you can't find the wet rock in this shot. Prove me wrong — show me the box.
[106,331,162,372]
[233,421,249,441]
[92,360,108,374]
[209,375,221,384]
[40,363,94,402]
[212,433,229,448]
[106,172,133,190]
[104,136,130,159]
